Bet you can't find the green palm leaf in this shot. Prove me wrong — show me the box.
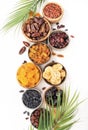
[2,0,46,32]
[30,87,83,130]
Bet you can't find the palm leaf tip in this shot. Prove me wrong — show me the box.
[2,0,46,32]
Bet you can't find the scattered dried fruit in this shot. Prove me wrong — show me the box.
[23,41,30,47]
[52,51,56,56]
[42,87,46,90]
[70,35,75,38]
[22,60,27,64]
[19,46,26,55]
[57,54,64,58]
[19,90,24,93]
[57,24,65,29]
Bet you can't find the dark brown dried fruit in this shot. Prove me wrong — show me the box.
[42,87,46,90]
[23,41,30,47]
[30,108,50,128]
[25,117,29,120]
[70,35,75,38]
[49,31,69,49]
[19,46,26,55]
[65,29,68,31]
[22,60,27,64]
[57,54,64,58]
[22,16,50,41]
[52,52,56,56]
[57,24,65,29]
[19,90,24,93]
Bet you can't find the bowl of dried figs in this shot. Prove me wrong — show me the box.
[49,30,70,49]
[43,61,67,86]
[28,42,52,65]
[16,62,42,88]
[43,2,64,23]
[22,16,51,42]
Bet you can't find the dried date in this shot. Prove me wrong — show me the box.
[19,46,26,55]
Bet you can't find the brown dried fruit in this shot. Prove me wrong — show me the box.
[70,35,75,38]
[23,41,30,47]
[22,16,50,41]
[57,54,64,58]
[19,46,26,55]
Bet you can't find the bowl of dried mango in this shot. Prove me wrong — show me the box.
[16,62,42,88]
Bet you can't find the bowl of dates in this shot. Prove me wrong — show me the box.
[22,16,51,42]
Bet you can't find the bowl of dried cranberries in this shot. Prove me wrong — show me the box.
[49,30,70,49]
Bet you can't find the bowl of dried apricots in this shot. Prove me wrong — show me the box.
[43,61,67,86]
[16,62,42,88]
[28,43,51,65]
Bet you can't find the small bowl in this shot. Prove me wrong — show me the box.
[22,16,51,42]
[28,42,52,65]
[49,30,70,50]
[30,108,50,128]
[22,88,43,109]
[43,2,64,23]
[42,61,67,86]
[16,62,42,88]
[44,86,63,107]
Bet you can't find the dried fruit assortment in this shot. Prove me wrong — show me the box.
[2,0,78,129]
[28,43,51,64]
[43,63,66,85]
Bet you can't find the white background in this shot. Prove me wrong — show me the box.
[0,0,88,130]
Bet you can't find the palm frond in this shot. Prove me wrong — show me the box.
[30,87,83,130]
[2,0,46,32]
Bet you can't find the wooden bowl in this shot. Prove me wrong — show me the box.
[16,62,42,88]
[42,61,67,86]
[22,17,51,42]
[48,30,70,50]
[42,2,64,23]
[28,42,52,65]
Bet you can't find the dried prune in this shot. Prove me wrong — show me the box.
[45,86,63,107]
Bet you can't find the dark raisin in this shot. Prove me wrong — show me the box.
[22,89,42,109]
